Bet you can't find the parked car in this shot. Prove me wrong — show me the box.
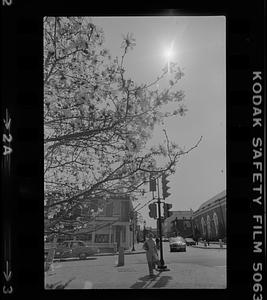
[169,236,186,252]
[184,237,196,246]
[162,237,169,242]
[54,240,100,260]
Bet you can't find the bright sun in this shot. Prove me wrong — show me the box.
[163,43,175,62]
[164,47,174,61]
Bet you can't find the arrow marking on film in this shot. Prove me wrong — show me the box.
[4,109,11,131]
[3,261,12,282]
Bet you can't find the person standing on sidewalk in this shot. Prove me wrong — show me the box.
[143,233,160,277]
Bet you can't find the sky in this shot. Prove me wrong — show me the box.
[92,16,226,228]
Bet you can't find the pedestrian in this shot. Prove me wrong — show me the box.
[143,233,160,277]
[206,234,210,246]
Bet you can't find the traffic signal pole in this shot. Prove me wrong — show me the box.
[156,177,169,271]
[157,177,164,267]
[132,217,135,251]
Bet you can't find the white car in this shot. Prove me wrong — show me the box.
[169,236,186,252]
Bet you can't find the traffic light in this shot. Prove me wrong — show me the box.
[149,173,156,192]
[129,211,134,220]
[162,172,171,199]
[148,202,157,219]
[164,203,173,218]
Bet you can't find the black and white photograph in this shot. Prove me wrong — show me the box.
[44,16,226,289]
[0,2,265,298]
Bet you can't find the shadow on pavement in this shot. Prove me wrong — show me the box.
[151,276,172,288]
[56,257,98,262]
[45,277,76,289]
[130,274,160,289]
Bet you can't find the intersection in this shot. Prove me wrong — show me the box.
[45,242,226,289]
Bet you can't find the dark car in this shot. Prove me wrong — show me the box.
[169,236,186,252]
[54,240,100,260]
[185,237,196,246]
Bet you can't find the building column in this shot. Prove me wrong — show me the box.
[126,224,130,249]
[109,225,112,244]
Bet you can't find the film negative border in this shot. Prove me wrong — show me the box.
[1,2,265,299]
[250,7,265,300]
[1,2,43,296]
[1,2,15,295]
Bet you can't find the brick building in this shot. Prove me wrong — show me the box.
[162,210,194,238]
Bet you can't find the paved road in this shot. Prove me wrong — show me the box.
[45,242,226,289]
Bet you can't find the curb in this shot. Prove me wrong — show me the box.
[52,250,146,261]
[124,251,146,255]
[191,245,226,250]
[95,251,145,257]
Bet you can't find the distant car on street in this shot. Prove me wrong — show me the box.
[162,237,169,242]
[169,236,186,252]
[185,237,196,246]
[54,240,100,260]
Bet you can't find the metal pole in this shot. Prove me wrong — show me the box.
[157,177,167,269]
[132,215,135,251]
[143,221,146,241]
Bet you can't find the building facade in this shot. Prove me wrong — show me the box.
[162,210,194,238]
[74,195,136,252]
[46,194,136,252]
[192,190,226,241]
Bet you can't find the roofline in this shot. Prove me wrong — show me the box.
[193,194,226,216]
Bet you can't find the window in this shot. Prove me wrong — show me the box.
[213,212,219,236]
[71,242,80,248]
[113,201,120,215]
[90,199,99,212]
[95,234,109,243]
[121,201,130,221]
[201,217,206,235]
[207,215,211,238]
[106,202,114,217]
[183,220,191,229]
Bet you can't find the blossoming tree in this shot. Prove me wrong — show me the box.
[44,17,201,235]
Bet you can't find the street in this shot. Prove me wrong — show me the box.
[45,242,226,289]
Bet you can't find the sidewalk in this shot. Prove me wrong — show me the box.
[96,242,145,257]
[191,242,226,249]
[46,245,226,289]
